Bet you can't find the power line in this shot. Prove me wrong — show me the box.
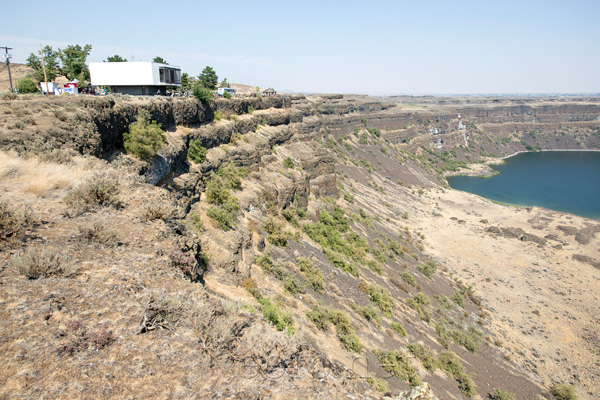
[1,46,14,93]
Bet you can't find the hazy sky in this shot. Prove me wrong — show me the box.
[2,0,599,94]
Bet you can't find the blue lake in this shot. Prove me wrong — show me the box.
[446,151,600,220]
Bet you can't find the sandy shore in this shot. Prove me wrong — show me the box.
[414,188,600,400]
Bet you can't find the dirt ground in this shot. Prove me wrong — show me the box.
[414,187,600,400]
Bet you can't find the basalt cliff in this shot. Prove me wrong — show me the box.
[0,93,599,399]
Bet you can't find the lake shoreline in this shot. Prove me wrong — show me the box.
[500,148,600,160]
[446,150,600,221]
[445,149,600,178]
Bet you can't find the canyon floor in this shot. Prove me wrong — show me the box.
[415,186,600,399]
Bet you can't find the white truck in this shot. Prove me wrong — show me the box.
[217,87,235,97]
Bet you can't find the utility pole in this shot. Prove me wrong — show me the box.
[39,44,49,95]
[1,46,14,93]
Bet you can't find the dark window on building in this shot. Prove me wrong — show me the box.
[159,68,181,85]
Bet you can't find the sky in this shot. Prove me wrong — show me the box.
[1,0,599,94]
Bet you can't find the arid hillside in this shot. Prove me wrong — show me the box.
[0,92,598,399]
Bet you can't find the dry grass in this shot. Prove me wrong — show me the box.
[0,151,91,197]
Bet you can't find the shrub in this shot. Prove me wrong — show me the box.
[297,257,325,293]
[188,139,208,163]
[390,322,407,337]
[284,275,304,296]
[139,292,189,333]
[213,109,224,121]
[550,384,577,400]
[451,290,466,308]
[407,293,432,322]
[63,173,121,215]
[307,306,363,352]
[437,350,464,378]
[490,389,517,400]
[451,326,483,353]
[283,157,295,168]
[417,260,437,279]
[207,202,239,231]
[258,297,294,334]
[354,304,381,326]
[0,201,36,246]
[192,83,213,103]
[223,90,232,99]
[168,248,196,278]
[123,110,166,160]
[12,246,75,279]
[325,249,359,277]
[77,223,118,247]
[264,217,288,247]
[400,271,417,287]
[203,166,246,230]
[376,350,422,387]
[366,260,384,275]
[366,375,388,393]
[139,202,175,221]
[368,285,393,317]
[17,77,38,94]
[407,343,437,371]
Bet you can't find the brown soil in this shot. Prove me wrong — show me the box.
[416,189,600,400]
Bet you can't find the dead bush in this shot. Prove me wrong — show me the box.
[138,292,190,333]
[139,201,175,222]
[63,173,121,215]
[77,222,119,247]
[12,246,75,279]
[57,319,115,356]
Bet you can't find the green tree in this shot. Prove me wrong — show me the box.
[219,78,230,88]
[181,72,191,90]
[106,55,127,62]
[17,77,38,93]
[198,66,218,90]
[152,56,168,64]
[58,44,92,81]
[192,82,213,103]
[26,45,59,82]
[123,110,167,160]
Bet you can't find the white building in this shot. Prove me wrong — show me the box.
[89,61,181,95]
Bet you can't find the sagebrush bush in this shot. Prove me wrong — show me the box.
[77,223,119,247]
[407,343,437,371]
[204,165,247,230]
[0,201,36,246]
[297,257,324,293]
[264,217,288,247]
[188,139,207,163]
[368,285,394,317]
[417,260,437,279]
[390,322,407,337]
[12,246,75,279]
[550,384,577,400]
[306,305,363,352]
[376,350,422,387]
[63,173,121,215]
[490,389,516,400]
[123,110,166,160]
[139,202,175,222]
